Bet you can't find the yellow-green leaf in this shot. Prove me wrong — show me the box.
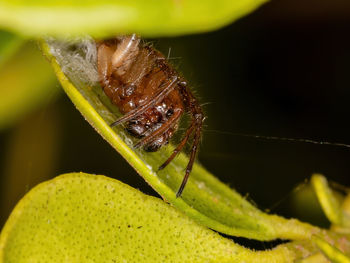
[0,173,301,263]
[0,0,268,38]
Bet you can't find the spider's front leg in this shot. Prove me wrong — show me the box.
[97,43,115,89]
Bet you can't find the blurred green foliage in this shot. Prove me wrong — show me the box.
[0,31,22,67]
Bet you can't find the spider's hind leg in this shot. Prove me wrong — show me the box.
[158,90,205,198]
[176,113,204,198]
[158,120,196,171]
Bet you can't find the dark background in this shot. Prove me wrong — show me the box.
[1,0,350,234]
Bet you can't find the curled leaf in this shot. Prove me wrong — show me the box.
[40,38,317,241]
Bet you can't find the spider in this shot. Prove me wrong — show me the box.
[97,34,204,197]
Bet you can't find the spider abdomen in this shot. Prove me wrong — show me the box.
[98,36,184,150]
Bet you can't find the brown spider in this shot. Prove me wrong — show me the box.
[97,34,204,197]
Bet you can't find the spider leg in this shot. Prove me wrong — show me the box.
[97,43,114,88]
[158,120,196,171]
[110,76,178,127]
[134,109,183,149]
[176,118,203,198]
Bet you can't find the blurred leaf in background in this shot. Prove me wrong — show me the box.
[0,0,268,38]
[0,30,61,224]
[0,30,59,130]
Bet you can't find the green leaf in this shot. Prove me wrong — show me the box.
[0,173,301,263]
[40,38,318,241]
[0,0,268,38]
[0,40,58,129]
